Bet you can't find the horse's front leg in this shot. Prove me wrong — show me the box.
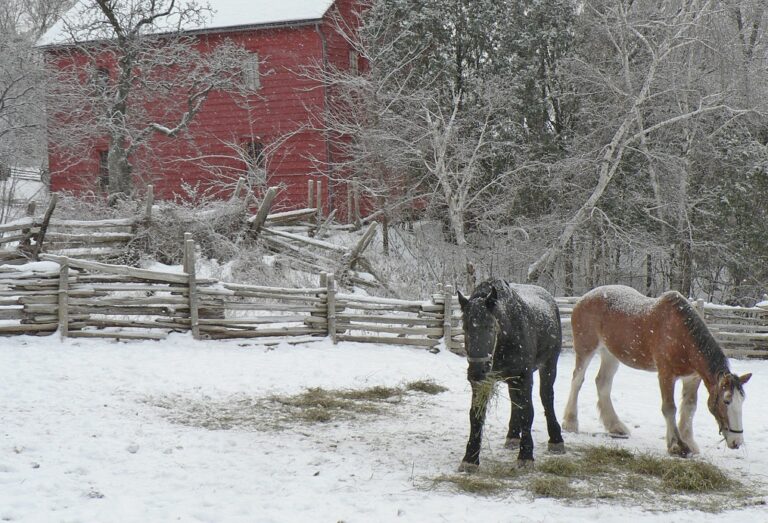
[509,373,535,466]
[505,378,521,449]
[459,381,490,472]
[678,375,701,455]
[659,372,691,457]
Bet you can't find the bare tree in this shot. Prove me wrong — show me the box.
[0,0,69,168]
[45,0,257,197]
[526,0,757,285]
[311,4,525,248]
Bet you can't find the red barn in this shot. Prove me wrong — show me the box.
[39,0,363,212]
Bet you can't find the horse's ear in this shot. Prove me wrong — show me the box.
[739,373,752,386]
[484,286,498,309]
[457,291,469,311]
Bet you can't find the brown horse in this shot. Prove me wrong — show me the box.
[562,285,751,457]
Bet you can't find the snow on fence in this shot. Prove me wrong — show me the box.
[0,249,462,350]
[0,182,386,292]
[0,191,150,263]
[0,228,764,357]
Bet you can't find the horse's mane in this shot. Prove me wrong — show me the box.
[472,278,513,302]
[664,292,731,380]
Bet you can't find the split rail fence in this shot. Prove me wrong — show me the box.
[0,251,766,359]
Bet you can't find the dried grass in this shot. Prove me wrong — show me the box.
[405,379,449,395]
[428,444,757,510]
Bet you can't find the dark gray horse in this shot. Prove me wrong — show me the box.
[457,278,565,471]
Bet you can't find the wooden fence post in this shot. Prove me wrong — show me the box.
[308,179,315,209]
[443,284,453,350]
[184,232,200,340]
[315,209,337,240]
[248,186,278,237]
[230,177,245,202]
[327,272,337,344]
[316,179,323,222]
[58,261,69,339]
[144,184,154,223]
[694,298,705,319]
[31,193,58,260]
[346,184,353,225]
[353,181,362,230]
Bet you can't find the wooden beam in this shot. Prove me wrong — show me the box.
[58,262,69,339]
[30,193,58,260]
[231,178,245,201]
[341,222,377,272]
[327,272,337,344]
[144,185,154,223]
[261,227,348,253]
[184,233,200,340]
[39,254,190,284]
[314,209,337,240]
[248,186,278,236]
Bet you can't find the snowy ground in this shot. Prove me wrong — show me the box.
[1,335,766,523]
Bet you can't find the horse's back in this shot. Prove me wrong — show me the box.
[508,281,558,319]
[572,285,658,370]
[507,282,562,353]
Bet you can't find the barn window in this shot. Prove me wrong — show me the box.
[98,150,109,190]
[244,141,266,184]
[349,50,359,74]
[242,54,260,91]
[92,66,110,92]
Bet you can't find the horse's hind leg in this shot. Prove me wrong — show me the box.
[562,348,596,433]
[678,375,701,455]
[595,349,630,437]
[539,353,565,453]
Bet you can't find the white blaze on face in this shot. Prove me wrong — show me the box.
[724,390,745,449]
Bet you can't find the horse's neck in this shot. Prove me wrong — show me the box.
[690,346,730,391]
[663,297,730,389]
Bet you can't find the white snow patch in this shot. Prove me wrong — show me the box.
[0,334,766,521]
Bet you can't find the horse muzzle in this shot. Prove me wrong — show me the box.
[467,357,492,382]
[723,429,744,449]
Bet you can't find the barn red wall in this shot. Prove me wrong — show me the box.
[46,4,362,213]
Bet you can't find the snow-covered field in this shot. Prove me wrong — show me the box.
[1,335,766,523]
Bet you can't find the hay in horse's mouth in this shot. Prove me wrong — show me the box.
[472,373,517,411]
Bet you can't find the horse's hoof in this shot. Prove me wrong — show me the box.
[504,437,521,450]
[458,461,479,473]
[668,443,691,458]
[561,419,578,433]
[516,458,535,470]
[670,450,691,458]
[548,442,566,454]
[608,432,630,439]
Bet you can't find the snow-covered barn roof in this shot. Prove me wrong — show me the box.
[38,0,336,47]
